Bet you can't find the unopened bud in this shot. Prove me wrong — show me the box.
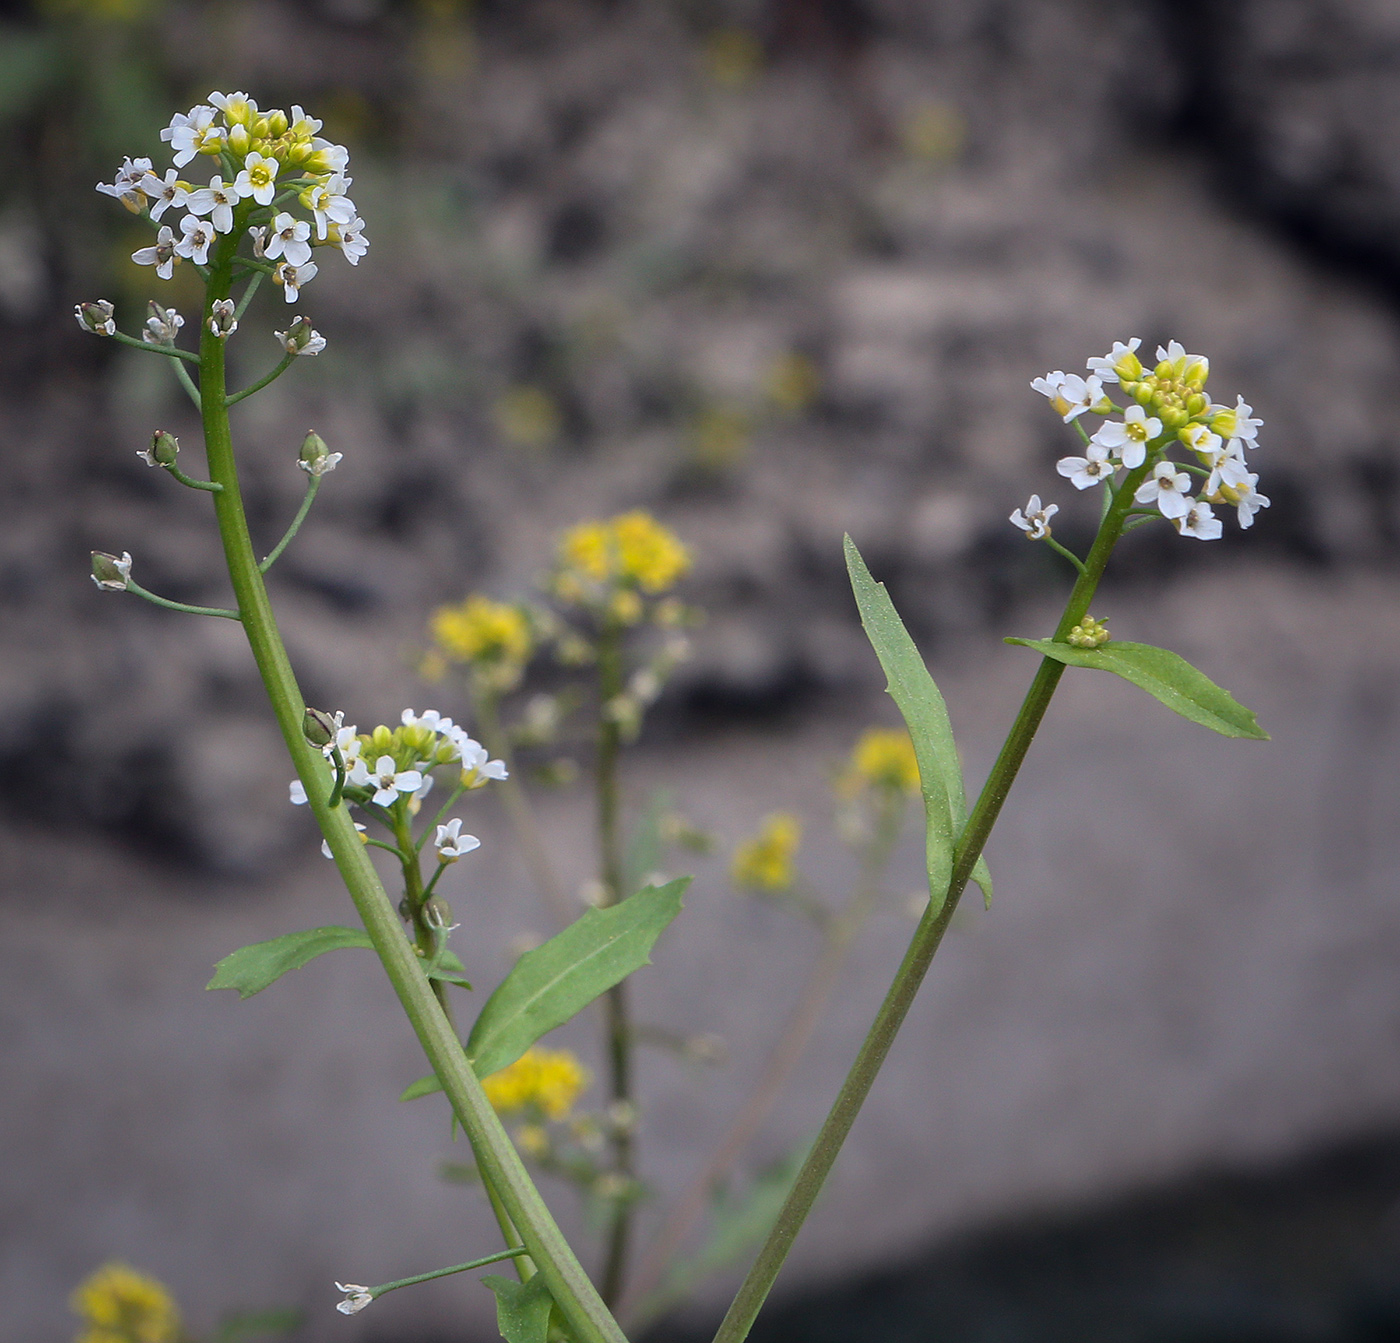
[208,298,237,340]
[75,300,116,336]
[1066,614,1110,649]
[297,429,342,477]
[227,123,250,155]
[302,706,338,748]
[91,550,132,591]
[266,109,288,137]
[142,300,183,346]
[276,316,326,357]
[138,430,180,469]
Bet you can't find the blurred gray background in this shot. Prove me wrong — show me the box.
[5,0,1400,1339]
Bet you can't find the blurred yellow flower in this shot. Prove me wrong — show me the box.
[432,594,533,669]
[484,1047,591,1121]
[555,512,690,603]
[841,728,921,797]
[766,352,821,415]
[71,1263,181,1343]
[493,385,562,450]
[731,812,801,892]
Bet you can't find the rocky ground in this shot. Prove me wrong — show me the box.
[5,0,1400,1339]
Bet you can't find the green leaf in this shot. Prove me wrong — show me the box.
[400,1073,444,1102]
[1005,638,1269,740]
[208,927,472,999]
[845,536,982,913]
[206,926,373,999]
[481,1274,553,1343]
[466,878,689,1078]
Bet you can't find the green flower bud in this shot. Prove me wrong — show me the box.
[91,550,132,591]
[1066,614,1110,648]
[227,123,251,155]
[75,300,116,336]
[302,706,338,748]
[299,431,329,469]
[1185,391,1209,418]
[266,109,288,137]
[143,430,180,468]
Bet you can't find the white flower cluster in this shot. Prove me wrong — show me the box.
[288,708,506,860]
[1014,339,1268,543]
[95,91,367,303]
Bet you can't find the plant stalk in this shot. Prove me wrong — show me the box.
[196,232,628,1343]
[710,464,1146,1343]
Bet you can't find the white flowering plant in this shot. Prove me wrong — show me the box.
[78,90,1270,1343]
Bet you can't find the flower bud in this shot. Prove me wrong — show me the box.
[208,298,237,340]
[252,116,271,139]
[276,316,326,356]
[302,706,338,748]
[1066,614,1110,648]
[266,109,288,137]
[297,429,342,477]
[227,123,251,155]
[424,896,454,930]
[139,430,180,467]
[1185,392,1208,418]
[143,301,184,346]
[91,550,132,591]
[75,300,116,336]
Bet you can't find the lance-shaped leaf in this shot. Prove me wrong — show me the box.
[1005,638,1269,740]
[845,536,990,911]
[208,926,471,1000]
[466,878,688,1079]
[481,1274,553,1343]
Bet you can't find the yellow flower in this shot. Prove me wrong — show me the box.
[554,512,691,603]
[483,1047,591,1121]
[71,1263,181,1343]
[841,728,921,797]
[432,595,533,669]
[731,812,801,891]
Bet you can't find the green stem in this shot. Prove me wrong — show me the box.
[595,621,635,1307]
[194,231,627,1343]
[173,358,203,410]
[165,463,222,492]
[110,330,201,363]
[233,268,265,320]
[259,475,321,572]
[365,1245,529,1300]
[1043,535,1086,575]
[125,577,240,620]
[225,351,296,407]
[710,461,1149,1343]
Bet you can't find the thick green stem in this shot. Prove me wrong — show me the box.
[710,465,1148,1343]
[595,622,636,1307]
[195,233,627,1343]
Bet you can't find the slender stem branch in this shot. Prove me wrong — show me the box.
[234,268,265,320]
[327,746,347,809]
[110,331,201,363]
[125,577,240,620]
[710,459,1151,1343]
[194,229,627,1343]
[259,475,320,572]
[595,621,636,1307]
[1042,535,1086,575]
[173,358,203,410]
[225,351,296,407]
[165,463,222,492]
[364,1245,529,1300]
[416,782,468,852]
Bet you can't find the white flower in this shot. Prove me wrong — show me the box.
[185,176,239,235]
[1009,494,1058,539]
[402,708,454,735]
[334,1283,374,1316]
[1212,394,1262,450]
[1203,444,1250,498]
[274,260,317,302]
[454,734,509,785]
[1174,500,1223,541]
[310,137,350,174]
[91,551,132,590]
[264,211,312,266]
[1204,454,1270,529]
[298,448,342,477]
[1031,370,1104,423]
[138,168,189,221]
[175,213,216,265]
[289,780,308,805]
[96,156,153,211]
[349,754,424,807]
[1056,442,1115,490]
[303,175,357,240]
[1180,421,1223,463]
[143,301,184,345]
[132,225,179,280]
[289,104,323,138]
[75,300,116,335]
[209,298,237,339]
[1086,337,1142,385]
[1134,460,1192,519]
[322,823,367,860]
[210,90,258,123]
[333,215,368,265]
[1089,404,1161,469]
[434,817,482,862]
[275,320,326,356]
[233,150,280,206]
[162,105,219,166]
